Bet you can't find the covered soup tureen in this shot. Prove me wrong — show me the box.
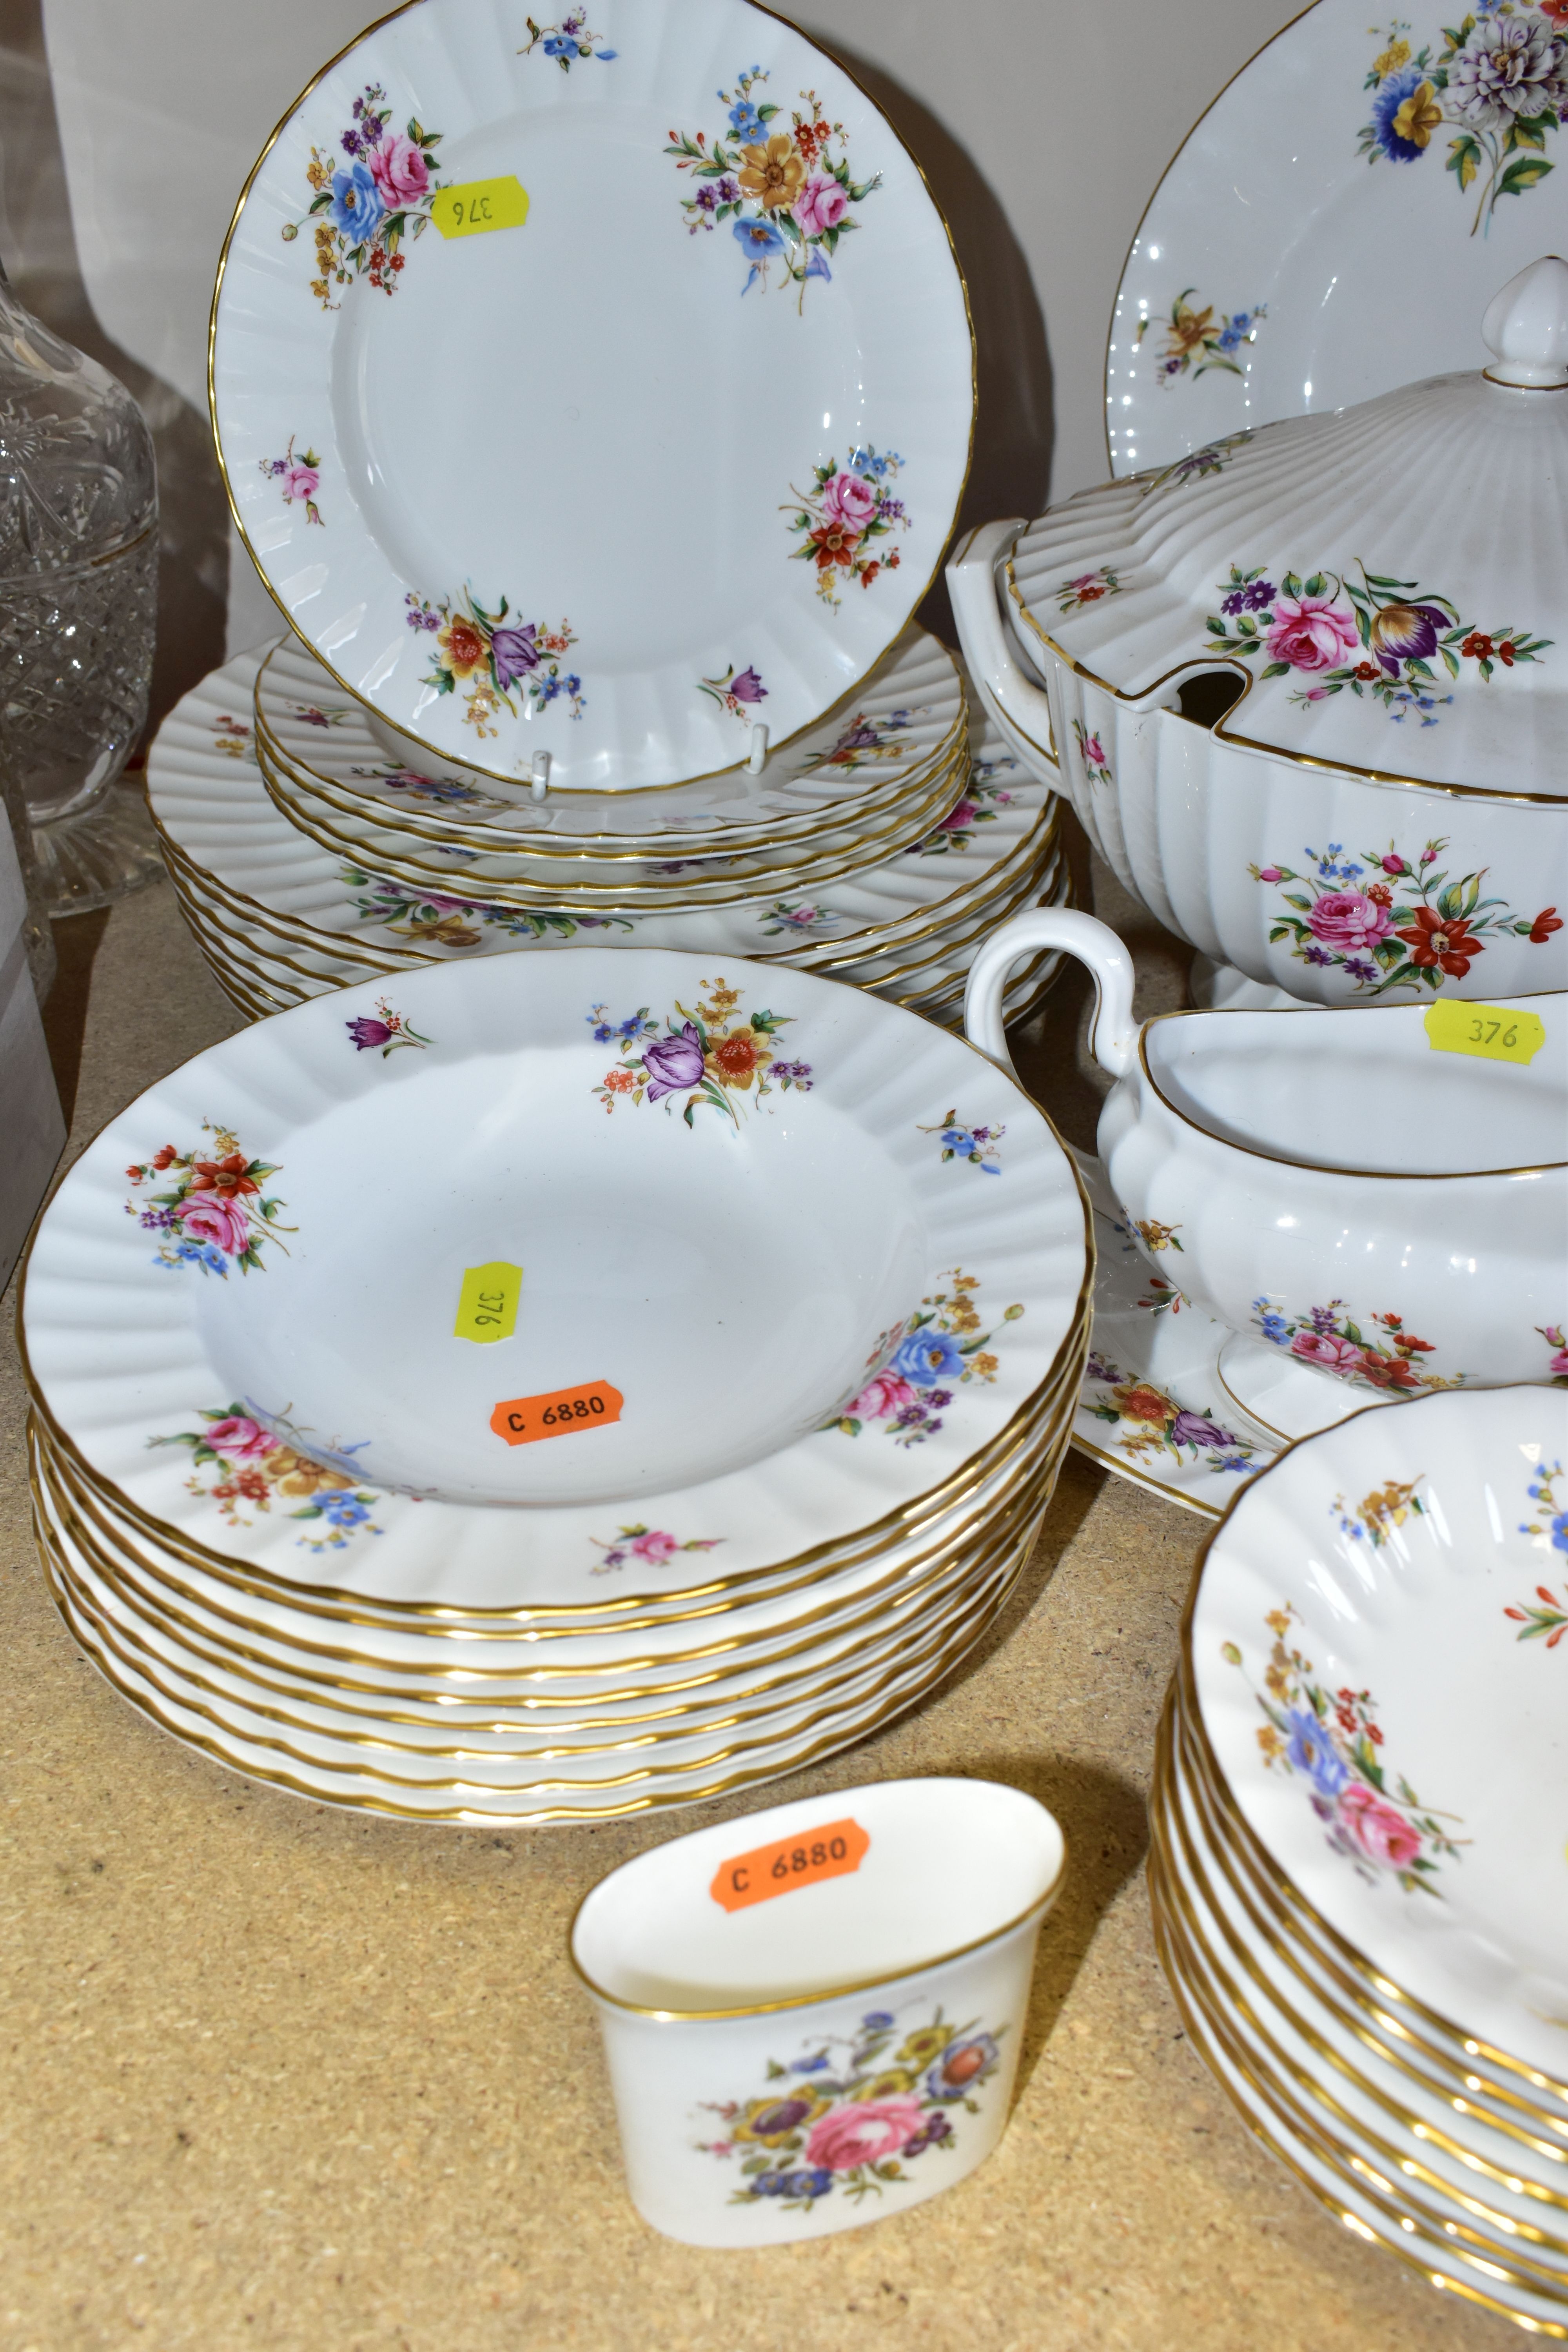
[949,258,1568,1008]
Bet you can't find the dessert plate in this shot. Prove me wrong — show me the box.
[1105,0,1568,477]
[20,947,1089,1612]
[150,649,1054,971]
[254,631,967,851]
[212,0,974,791]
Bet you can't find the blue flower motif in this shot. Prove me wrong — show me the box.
[543,33,579,55]
[789,2053,831,2073]
[804,248,831,284]
[327,159,385,243]
[1370,66,1435,165]
[728,98,765,141]
[316,1491,372,1531]
[891,1328,967,1388]
[734,215,785,260]
[1284,1706,1348,1799]
[157,1240,228,1278]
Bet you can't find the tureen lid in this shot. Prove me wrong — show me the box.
[1010,257,1568,799]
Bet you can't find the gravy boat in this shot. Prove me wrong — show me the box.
[963,910,1567,1439]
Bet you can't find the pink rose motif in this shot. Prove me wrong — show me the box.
[368,132,430,211]
[281,460,319,506]
[176,1193,250,1257]
[848,1370,917,1421]
[1263,593,1359,674]
[1338,1781,1422,1871]
[1256,866,1284,884]
[628,1529,679,1566]
[1289,1330,1366,1379]
[1304,891,1393,955]
[821,470,879,533]
[938,800,978,831]
[1082,734,1106,766]
[792,174,848,240]
[1553,1346,1568,1380]
[804,2096,926,2172]
[202,1415,276,1463]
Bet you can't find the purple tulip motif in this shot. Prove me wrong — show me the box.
[1367,601,1454,679]
[345,998,434,1059]
[489,623,541,691]
[641,1023,706,1102]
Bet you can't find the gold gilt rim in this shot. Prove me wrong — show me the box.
[45,1527,1025,1830]
[34,1409,1067,1698]
[207,0,977,803]
[1004,562,1568,811]
[1150,1726,1568,2290]
[789,852,1065,1003]
[568,1804,1068,2023]
[1147,1820,1568,2329]
[171,874,412,994]
[1134,1000,1566,1181]
[18,1052,1094,1621]
[167,793,1064,995]
[31,1357,1082,1662]
[1169,1695,1568,2178]
[42,1489,1035,1791]
[252,724,971,909]
[40,1432,1054,1746]
[1155,1700,1568,2236]
[252,642,970,851]
[1065,1424,1227,1521]
[1172,1430,1568,2112]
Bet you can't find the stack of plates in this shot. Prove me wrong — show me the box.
[20,946,1091,1822]
[1149,1385,1568,2336]
[148,640,1069,1033]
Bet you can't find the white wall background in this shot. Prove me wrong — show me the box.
[21,0,1302,652]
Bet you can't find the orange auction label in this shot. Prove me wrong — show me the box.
[490,1381,623,1447]
[710,1818,870,1913]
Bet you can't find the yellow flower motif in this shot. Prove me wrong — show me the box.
[405,915,483,949]
[1135,1219,1182,1254]
[739,132,806,212]
[1265,1608,1293,1637]
[1361,1478,1423,1534]
[437,613,489,681]
[853,2069,916,2100]
[969,1350,999,1380]
[1372,36,1411,76]
[307,149,332,193]
[1167,298,1215,356]
[731,2090,831,2147]
[266,1448,352,1500]
[1264,1662,1290,1701]
[1390,79,1442,152]
[897,2024,953,2067]
[1257,1724,1285,1762]
[704,1023,773,1092]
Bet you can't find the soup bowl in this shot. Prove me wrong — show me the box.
[965,909,1566,1440]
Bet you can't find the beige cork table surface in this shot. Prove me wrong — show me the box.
[0,845,1513,2352]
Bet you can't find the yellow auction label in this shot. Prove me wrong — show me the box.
[1423,1000,1546,1066]
[430,177,530,239]
[454,1261,523,1344]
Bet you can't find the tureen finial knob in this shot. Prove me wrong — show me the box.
[1482,255,1568,387]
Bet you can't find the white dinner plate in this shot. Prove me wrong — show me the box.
[1106,0,1568,478]
[212,0,973,791]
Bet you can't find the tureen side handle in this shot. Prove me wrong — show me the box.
[964,909,1139,1081]
[946,519,1060,757]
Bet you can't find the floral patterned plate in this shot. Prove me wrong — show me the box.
[255,630,967,850]
[1151,1721,1568,2331]
[149,650,1056,973]
[19,947,1089,1615]
[253,726,969,910]
[1106,0,1568,479]
[211,0,972,795]
[1189,1382,1568,2092]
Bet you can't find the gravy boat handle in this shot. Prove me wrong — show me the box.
[964,909,1139,1080]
